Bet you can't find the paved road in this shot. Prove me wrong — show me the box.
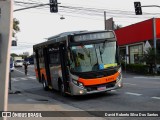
[9,66,160,119]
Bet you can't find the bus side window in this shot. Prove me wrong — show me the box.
[49,52,60,65]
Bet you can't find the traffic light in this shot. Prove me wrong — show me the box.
[134,2,142,15]
[12,40,17,46]
[50,0,58,13]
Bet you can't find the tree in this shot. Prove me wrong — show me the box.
[10,53,18,57]
[143,48,160,74]
[13,18,20,37]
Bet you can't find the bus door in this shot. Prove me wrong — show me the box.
[35,50,41,82]
[59,44,69,92]
[43,47,52,87]
[48,45,60,90]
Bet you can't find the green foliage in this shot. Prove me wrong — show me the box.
[122,63,148,74]
[13,18,20,37]
[10,53,18,57]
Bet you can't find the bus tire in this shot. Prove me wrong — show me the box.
[42,75,49,91]
[58,80,66,96]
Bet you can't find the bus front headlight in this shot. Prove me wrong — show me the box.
[117,73,122,81]
[72,79,84,89]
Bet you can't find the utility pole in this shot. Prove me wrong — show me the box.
[153,17,157,73]
[153,17,157,55]
[0,1,13,119]
[104,11,106,30]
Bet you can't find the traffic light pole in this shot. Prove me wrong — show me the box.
[14,2,59,12]
[14,3,50,12]
[0,0,13,119]
[141,5,160,8]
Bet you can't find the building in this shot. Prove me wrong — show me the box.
[115,18,160,64]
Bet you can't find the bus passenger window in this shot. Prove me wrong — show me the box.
[49,53,60,65]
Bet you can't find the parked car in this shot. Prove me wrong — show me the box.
[24,61,30,65]
[14,60,23,67]
[10,56,14,72]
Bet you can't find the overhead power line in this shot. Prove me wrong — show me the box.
[14,1,160,19]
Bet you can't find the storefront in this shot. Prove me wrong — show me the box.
[115,18,160,64]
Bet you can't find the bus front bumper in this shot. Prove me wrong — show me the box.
[69,80,122,96]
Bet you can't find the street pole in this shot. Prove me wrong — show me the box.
[104,11,106,30]
[0,1,13,119]
[153,17,157,54]
[153,17,157,73]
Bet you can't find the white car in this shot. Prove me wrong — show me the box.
[14,60,23,67]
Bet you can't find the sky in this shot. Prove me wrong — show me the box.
[12,0,160,55]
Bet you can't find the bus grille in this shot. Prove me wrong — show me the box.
[85,82,116,92]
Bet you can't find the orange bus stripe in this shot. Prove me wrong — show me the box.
[35,68,47,80]
[78,72,119,86]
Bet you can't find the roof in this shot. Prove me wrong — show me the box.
[47,31,86,41]
[115,18,154,46]
[33,30,114,49]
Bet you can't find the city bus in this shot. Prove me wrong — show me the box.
[33,30,122,96]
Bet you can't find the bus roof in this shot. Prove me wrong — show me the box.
[33,30,114,50]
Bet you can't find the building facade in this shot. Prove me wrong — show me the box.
[115,18,160,64]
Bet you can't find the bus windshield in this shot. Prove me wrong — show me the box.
[70,41,117,72]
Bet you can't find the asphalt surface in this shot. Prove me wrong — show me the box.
[8,65,160,120]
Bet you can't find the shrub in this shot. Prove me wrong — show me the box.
[122,63,148,74]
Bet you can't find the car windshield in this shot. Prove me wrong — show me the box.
[69,41,117,72]
[16,60,23,62]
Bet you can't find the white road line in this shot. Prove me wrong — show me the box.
[21,78,28,80]
[11,78,19,81]
[125,92,142,96]
[28,76,36,79]
[123,83,136,86]
[134,77,160,79]
[111,90,117,92]
[14,68,24,74]
[14,68,30,75]
[151,97,160,100]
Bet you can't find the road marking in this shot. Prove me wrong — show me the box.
[11,78,18,81]
[134,77,160,79]
[21,78,28,80]
[151,97,160,100]
[111,90,117,92]
[123,83,136,86]
[125,92,142,96]
[28,76,36,79]
[11,76,36,82]
[14,68,30,75]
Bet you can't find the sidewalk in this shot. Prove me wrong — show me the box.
[122,70,160,79]
[8,88,107,120]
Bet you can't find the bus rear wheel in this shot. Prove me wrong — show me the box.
[59,82,66,96]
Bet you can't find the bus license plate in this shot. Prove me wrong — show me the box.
[97,86,106,91]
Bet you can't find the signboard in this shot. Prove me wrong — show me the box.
[74,31,115,42]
